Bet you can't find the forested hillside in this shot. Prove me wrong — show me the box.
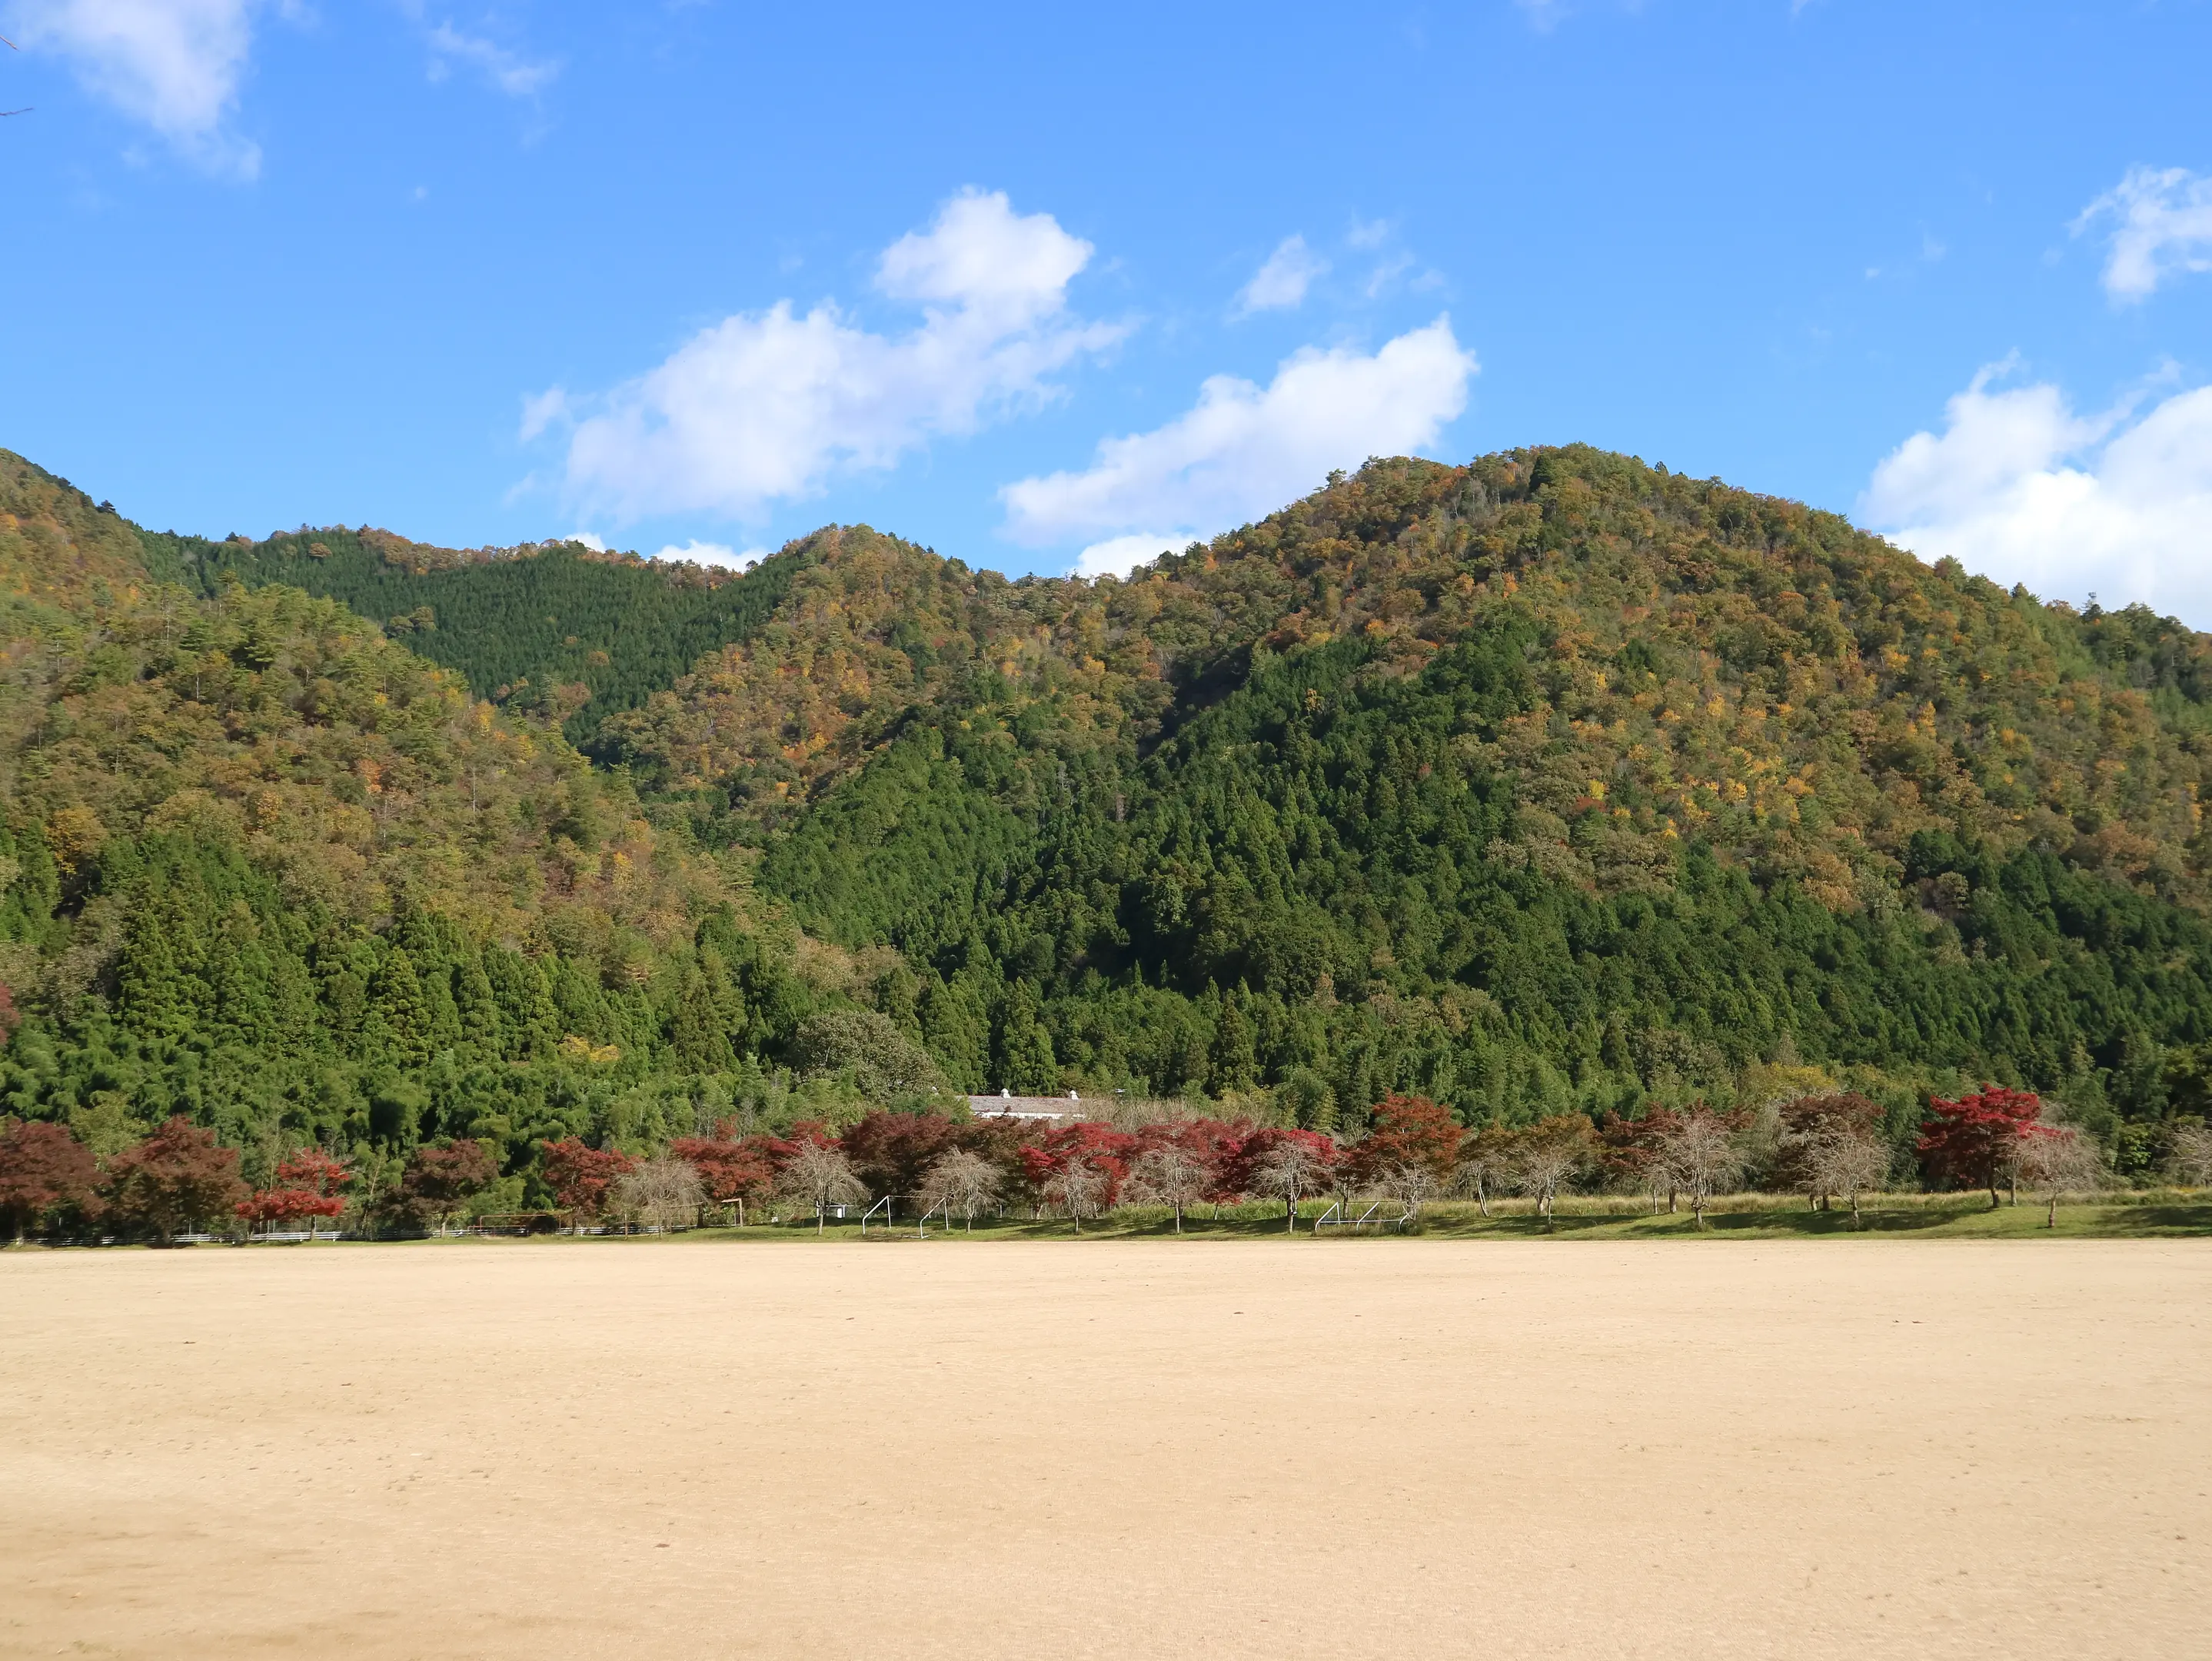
[3,441,2210,1217]
[610,450,2212,1161]
[141,511,803,747]
[0,454,886,1207]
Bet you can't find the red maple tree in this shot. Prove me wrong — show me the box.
[541,1137,637,1221]
[1017,1120,1139,1207]
[1132,1117,1252,1205]
[387,1138,498,1232]
[840,1110,960,1197]
[1918,1086,2048,1206]
[0,1118,101,1239]
[1342,1093,1463,1188]
[668,1134,787,1220]
[101,1117,247,1240]
[237,1147,354,1233]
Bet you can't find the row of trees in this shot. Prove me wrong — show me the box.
[11,1087,2193,1243]
[0,1117,510,1240]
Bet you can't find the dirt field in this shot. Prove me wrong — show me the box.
[3,1239,2206,1659]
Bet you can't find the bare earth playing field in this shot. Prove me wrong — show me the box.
[2,1240,2207,1659]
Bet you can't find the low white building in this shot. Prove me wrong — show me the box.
[966,1090,1086,1121]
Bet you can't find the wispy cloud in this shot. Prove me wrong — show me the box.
[529,189,1126,522]
[1234,235,1328,317]
[424,18,557,97]
[8,0,266,175]
[2074,165,2212,305]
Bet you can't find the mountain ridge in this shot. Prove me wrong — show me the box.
[5,442,2210,1187]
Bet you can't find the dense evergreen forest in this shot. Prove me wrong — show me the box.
[3,440,2210,1218]
[141,519,803,747]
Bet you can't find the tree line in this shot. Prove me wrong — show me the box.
[10,1087,2202,1243]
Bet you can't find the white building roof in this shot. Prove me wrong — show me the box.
[966,1090,1086,1120]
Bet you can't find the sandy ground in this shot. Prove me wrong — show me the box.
[2,1239,2207,1659]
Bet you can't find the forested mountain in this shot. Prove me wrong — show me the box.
[3,442,2210,1202]
[141,512,802,747]
[0,452,850,1203]
[603,451,2212,1160]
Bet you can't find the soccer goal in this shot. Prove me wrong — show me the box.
[1312,1198,1413,1236]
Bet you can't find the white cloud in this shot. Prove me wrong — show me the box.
[653,538,764,569]
[425,20,557,97]
[1001,316,1477,554]
[1073,532,1189,580]
[2073,166,2212,304]
[534,188,1123,522]
[1235,235,1327,315]
[1861,361,2212,625]
[9,0,263,174]
[564,531,762,570]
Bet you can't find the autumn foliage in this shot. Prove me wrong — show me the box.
[1917,1087,2049,1204]
[236,1148,353,1232]
[540,1137,637,1221]
[0,1118,101,1238]
[101,1117,247,1240]
[1342,1094,1462,1187]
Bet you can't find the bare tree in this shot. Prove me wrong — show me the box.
[1512,1117,1595,1232]
[1771,1093,1884,1210]
[1804,1123,1891,1227]
[779,1141,867,1233]
[1043,1157,1109,1228]
[1123,1143,1210,1233]
[1648,1108,1748,1230]
[612,1158,706,1233]
[1249,1139,1333,1233]
[1454,1125,1514,1218]
[916,1149,1003,1233]
[1375,1163,1440,1221]
[2015,1127,2106,1229]
[2167,1123,2212,1190]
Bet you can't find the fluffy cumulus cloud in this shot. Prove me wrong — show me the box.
[2074,166,2212,304]
[1234,235,1328,316]
[1000,317,1476,577]
[1070,533,1189,579]
[536,190,1123,522]
[1861,362,2212,626]
[9,0,263,173]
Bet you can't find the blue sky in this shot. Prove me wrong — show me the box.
[4,1,2210,617]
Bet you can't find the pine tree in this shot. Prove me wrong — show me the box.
[207,900,276,1048]
[422,957,464,1056]
[453,954,505,1060]
[484,947,560,1059]
[1209,990,1259,1093]
[667,960,736,1073]
[371,947,432,1067]
[119,907,197,1044]
[920,974,990,1091]
[993,981,1057,1093]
